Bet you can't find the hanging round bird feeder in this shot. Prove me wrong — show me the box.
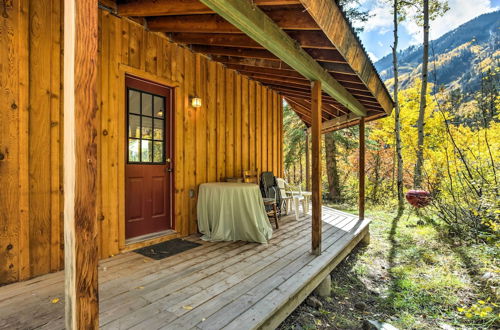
[405,189,431,208]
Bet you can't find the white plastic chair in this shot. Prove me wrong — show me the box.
[276,178,306,220]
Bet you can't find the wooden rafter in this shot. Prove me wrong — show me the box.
[190,45,279,60]
[147,8,320,33]
[197,0,367,116]
[298,0,393,114]
[216,56,359,77]
[119,0,302,17]
[169,31,335,49]
[225,64,304,79]
[286,97,331,121]
[214,55,294,70]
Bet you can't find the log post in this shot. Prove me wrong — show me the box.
[64,1,99,329]
[359,117,365,220]
[305,129,310,192]
[311,81,322,256]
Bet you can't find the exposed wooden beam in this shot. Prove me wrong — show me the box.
[284,100,313,121]
[216,55,358,77]
[286,97,331,121]
[265,85,346,107]
[148,14,241,34]
[170,30,336,49]
[286,30,335,49]
[191,45,279,60]
[119,0,301,16]
[305,49,345,63]
[294,96,346,117]
[170,32,262,48]
[99,0,117,10]
[311,81,322,256]
[299,0,393,114]
[198,0,367,116]
[147,8,320,33]
[359,117,366,220]
[238,70,310,86]
[283,97,312,125]
[225,64,304,79]
[320,113,360,133]
[319,62,357,75]
[214,55,294,70]
[64,0,99,329]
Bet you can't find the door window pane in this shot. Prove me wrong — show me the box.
[142,93,153,116]
[142,117,153,139]
[128,90,140,114]
[154,119,164,140]
[153,141,164,163]
[127,78,169,164]
[154,96,165,118]
[129,114,141,138]
[128,139,140,162]
[141,140,152,162]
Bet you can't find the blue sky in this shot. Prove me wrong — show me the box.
[353,0,500,62]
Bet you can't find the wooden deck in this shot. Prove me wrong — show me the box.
[0,206,370,330]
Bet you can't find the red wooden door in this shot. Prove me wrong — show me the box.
[125,75,174,239]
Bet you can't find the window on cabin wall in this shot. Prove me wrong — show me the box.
[127,89,166,164]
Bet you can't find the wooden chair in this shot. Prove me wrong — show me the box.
[243,170,279,229]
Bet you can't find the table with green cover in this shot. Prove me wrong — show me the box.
[197,182,273,243]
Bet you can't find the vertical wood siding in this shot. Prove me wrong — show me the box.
[0,4,284,284]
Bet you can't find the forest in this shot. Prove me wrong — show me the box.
[281,1,499,329]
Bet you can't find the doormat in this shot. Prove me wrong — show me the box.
[133,239,202,260]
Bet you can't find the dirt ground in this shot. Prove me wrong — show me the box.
[277,209,499,329]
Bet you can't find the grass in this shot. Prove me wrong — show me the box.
[278,206,499,329]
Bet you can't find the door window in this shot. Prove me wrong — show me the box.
[127,88,166,164]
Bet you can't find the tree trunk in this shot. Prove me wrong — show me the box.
[393,0,405,212]
[414,0,429,188]
[325,132,341,202]
[293,163,296,184]
[299,155,303,187]
[371,151,381,203]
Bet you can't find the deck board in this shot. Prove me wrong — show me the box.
[0,206,370,330]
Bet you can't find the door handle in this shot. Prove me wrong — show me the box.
[167,167,173,173]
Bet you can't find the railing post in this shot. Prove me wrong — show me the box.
[311,81,322,256]
[64,0,99,328]
[359,117,365,220]
[305,129,310,192]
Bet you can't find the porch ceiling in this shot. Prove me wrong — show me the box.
[112,0,394,133]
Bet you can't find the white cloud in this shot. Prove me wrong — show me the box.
[367,51,379,61]
[363,0,498,44]
[378,41,384,47]
[364,0,393,33]
[403,0,498,44]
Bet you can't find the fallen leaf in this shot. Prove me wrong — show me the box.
[51,298,60,304]
[182,305,193,310]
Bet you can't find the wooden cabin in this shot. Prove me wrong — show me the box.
[0,0,393,328]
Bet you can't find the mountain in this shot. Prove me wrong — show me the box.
[374,11,500,96]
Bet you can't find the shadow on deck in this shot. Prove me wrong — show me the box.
[0,206,370,330]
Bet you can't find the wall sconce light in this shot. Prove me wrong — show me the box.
[191,96,202,108]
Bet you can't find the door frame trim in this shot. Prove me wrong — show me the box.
[118,64,179,251]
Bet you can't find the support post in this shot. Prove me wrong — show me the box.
[311,81,322,256]
[359,117,365,220]
[64,1,99,329]
[305,129,310,192]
